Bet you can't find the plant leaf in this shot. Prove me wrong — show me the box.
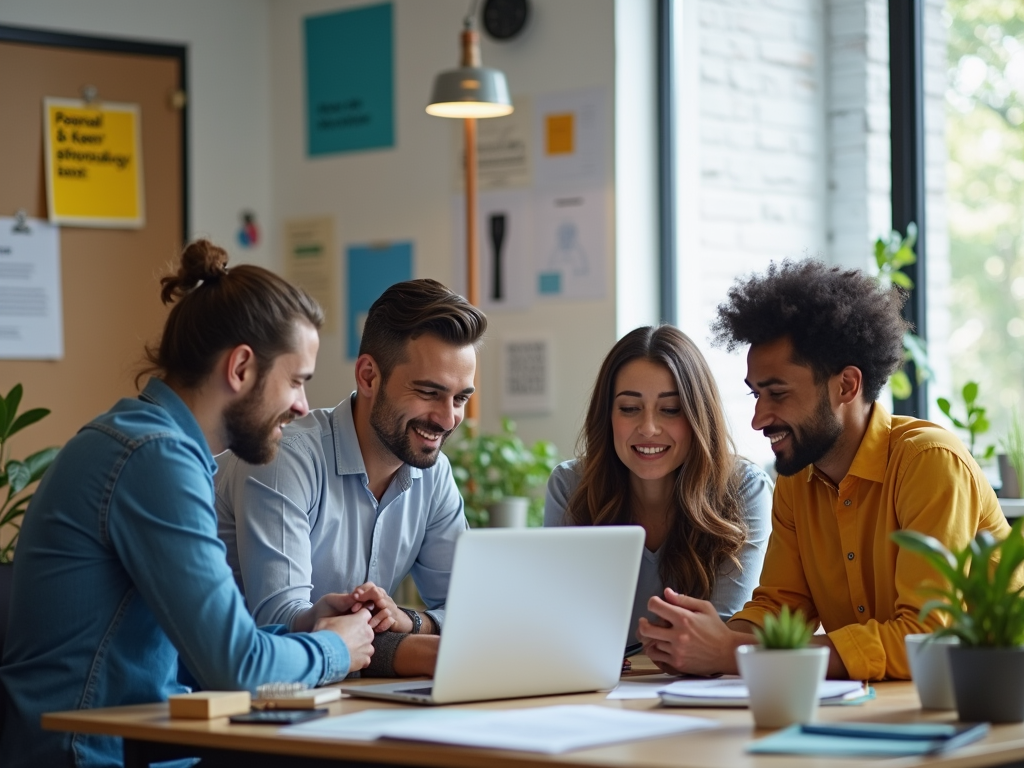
[8,408,50,438]
[963,381,979,405]
[24,446,59,482]
[5,460,30,495]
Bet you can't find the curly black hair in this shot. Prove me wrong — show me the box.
[711,260,910,402]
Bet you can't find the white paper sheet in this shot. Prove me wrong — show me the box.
[284,705,718,754]
[661,678,864,704]
[0,217,63,359]
[606,675,678,700]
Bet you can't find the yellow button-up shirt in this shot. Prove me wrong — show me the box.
[731,403,1010,681]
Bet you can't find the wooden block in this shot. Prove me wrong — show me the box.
[168,691,252,719]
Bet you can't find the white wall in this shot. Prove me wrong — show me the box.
[676,0,829,468]
[0,0,276,269]
[269,0,634,458]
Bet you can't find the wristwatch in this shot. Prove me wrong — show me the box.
[400,607,422,634]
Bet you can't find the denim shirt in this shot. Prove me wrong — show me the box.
[215,393,467,631]
[0,379,350,768]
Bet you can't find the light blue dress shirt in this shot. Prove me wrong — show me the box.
[0,378,350,768]
[544,459,773,642]
[215,393,467,631]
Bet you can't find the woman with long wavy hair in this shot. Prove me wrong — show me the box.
[544,325,772,645]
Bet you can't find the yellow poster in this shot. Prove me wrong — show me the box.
[43,98,144,228]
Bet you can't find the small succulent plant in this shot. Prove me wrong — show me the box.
[753,605,814,650]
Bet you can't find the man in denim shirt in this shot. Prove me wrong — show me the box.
[0,240,376,768]
[217,279,487,677]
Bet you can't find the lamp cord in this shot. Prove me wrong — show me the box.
[464,0,480,29]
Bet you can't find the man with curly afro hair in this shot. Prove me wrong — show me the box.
[637,260,1011,683]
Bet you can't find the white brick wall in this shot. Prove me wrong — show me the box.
[676,0,949,465]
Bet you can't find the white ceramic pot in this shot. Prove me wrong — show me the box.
[905,633,958,710]
[735,645,829,729]
[487,497,529,528]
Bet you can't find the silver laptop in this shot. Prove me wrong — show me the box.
[341,526,644,705]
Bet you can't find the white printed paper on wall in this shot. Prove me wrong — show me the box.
[0,217,63,360]
[534,187,607,301]
[452,188,534,312]
[501,335,553,415]
[453,97,533,191]
[533,88,608,189]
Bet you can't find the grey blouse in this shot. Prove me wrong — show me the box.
[543,459,773,642]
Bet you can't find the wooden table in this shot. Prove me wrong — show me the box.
[42,664,1024,768]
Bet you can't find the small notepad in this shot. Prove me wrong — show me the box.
[747,721,990,756]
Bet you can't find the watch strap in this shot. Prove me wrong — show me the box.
[400,607,422,634]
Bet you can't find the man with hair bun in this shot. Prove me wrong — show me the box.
[637,259,1012,682]
[216,278,487,678]
[0,240,376,768]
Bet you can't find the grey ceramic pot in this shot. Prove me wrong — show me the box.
[949,646,1024,723]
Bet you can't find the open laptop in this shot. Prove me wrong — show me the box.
[341,526,644,705]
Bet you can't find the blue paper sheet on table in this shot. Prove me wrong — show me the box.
[748,721,990,756]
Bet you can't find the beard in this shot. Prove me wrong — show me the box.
[370,386,453,469]
[224,375,294,465]
[770,386,843,477]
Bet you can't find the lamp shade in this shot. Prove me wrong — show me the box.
[426,66,513,118]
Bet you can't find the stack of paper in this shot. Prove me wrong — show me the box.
[284,705,718,753]
[659,677,866,707]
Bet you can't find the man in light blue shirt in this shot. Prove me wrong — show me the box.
[216,279,487,676]
[0,240,375,768]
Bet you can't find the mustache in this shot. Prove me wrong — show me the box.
[408,418,452,439]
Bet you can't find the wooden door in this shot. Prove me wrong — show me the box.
[0,26,187,460]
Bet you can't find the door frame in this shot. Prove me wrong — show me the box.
[0,23,189,242]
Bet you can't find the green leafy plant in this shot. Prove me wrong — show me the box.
[937,381,996,461]
[873,223,932,401]
[443,417,558,527]
[891,519,1024,647]
[753,605,814,650]
[1001,406,1024,495]
[0,384,59,564]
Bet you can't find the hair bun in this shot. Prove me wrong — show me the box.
[160,239,230,304]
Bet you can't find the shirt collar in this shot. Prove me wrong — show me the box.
[138,377,217,475]
[331,392,422,482]
[845,401,890,484]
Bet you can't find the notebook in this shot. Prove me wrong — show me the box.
[659,677,866,707]
[340,526,645,705]
[747,721,990,756]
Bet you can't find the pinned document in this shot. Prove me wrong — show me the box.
[0,216,63,360]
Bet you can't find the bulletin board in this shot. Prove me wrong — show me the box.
[0,25,188,459]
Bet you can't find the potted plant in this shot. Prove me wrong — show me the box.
[734,606,828,729]
[891,519,1024,723]
[0,383,60,645]
[998,406,1024,515]
[443,417,558,528]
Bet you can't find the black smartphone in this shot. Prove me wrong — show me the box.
[624,642,644,658]
[229,709,329,725]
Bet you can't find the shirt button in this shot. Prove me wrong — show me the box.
[847,552,855,561]
[857,605,865,613]
[843,499,852,507]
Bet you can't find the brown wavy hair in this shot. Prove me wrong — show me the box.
[565,325,747,599]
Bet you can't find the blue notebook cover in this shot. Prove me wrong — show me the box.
[747,722,990,756]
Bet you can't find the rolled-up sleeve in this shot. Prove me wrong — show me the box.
[410,457,468,627]
[216,438,321,630]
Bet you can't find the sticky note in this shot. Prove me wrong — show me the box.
[545,114,574,155]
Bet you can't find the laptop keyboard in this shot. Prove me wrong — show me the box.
[397,686,434,696]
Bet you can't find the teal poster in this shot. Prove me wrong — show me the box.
[347,241,413,358]
[305,3,394,156]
